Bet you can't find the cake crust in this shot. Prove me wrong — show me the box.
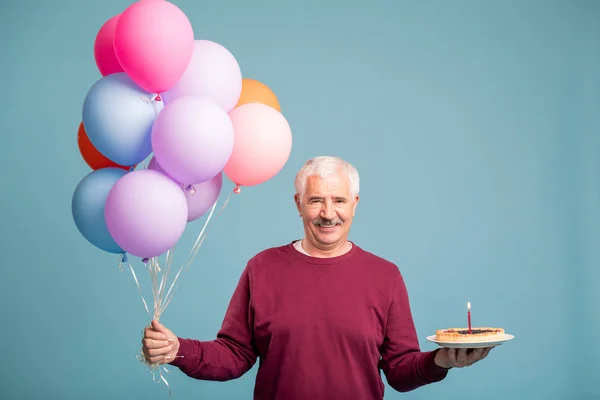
[435,327,505,342]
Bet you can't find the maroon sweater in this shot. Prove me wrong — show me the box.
[171,242,449,399]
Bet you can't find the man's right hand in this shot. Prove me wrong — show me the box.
[142,320,180,365]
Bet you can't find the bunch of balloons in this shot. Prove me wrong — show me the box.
[72,0,292,261]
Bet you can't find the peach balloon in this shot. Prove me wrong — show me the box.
[236,78,281,112]
[224,103,292,187]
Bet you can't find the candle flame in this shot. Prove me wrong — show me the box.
[467,301,471,309]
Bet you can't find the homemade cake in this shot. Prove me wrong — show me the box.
[435,327,505,342]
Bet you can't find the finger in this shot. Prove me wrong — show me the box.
[456,349,468,366]
[146,355,166,365]
[142,338,171,350]
[479,347,493,360]
[466,348,485,365]
[142,338,172,354]
[152,320,172,336]
[144,326,168,341]
[143,344,174,357]
[447,348,457,365]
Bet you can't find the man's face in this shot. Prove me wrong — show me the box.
[295,171,359,251]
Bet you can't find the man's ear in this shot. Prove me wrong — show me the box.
[294,194,302,216]
[352,195,360,216]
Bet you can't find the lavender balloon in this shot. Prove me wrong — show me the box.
[148,156,223,222]
[151,96,234,185]
[161,40,242,112]
[104,169,188,259]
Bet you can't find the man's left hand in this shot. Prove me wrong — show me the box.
[434,347,493,369]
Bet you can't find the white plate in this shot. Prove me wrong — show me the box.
[426,333,515,349]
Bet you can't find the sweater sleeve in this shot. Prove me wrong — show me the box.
[379,271,449,392]
[169,266,258,381]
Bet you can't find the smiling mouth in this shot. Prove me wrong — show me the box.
[313,219,342,230]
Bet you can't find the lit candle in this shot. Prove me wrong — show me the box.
[467,302,472,334]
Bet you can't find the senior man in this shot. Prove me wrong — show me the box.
[142,156,492,400]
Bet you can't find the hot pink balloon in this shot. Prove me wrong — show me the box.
[224,103,292,187]
[161,40,242,112]
[104,169,188,259]
[148,156,223,222]
[152,96,234,186]
[94,15,124,76]
[113,1,194,93]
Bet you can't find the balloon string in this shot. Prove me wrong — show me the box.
[157,202,215,316]
[150,258,160,320]
[157,248,174,314]
[125,183,238,398]
[131,261,151,318]
[118,254,151,318]
[159,371,171,399]
[135,350,173,399]
[117,257,174,396]
[187,201,217,266]
[135,258,174,398]
[159,184,237,316]
[158,201,217,316]
[186,183,236,267]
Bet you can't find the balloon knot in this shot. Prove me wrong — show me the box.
[154,94,162,102]
[233,185,241,194]
[142,258,149,264]
[185,184,196,194]
[129,165,135,172]
[122,254,128,263]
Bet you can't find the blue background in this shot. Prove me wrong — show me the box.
[1,0,599,399]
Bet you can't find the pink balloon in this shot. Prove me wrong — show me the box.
[162,40,242,112]
[104,169,188,259]
[151,96,234,186]
[224,103,292,187]
[148,157,223,222]
[94,15,124,76]
[113,1,194,93]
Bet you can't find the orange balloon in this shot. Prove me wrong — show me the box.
[77,122,131,171]
[236,78,281,112]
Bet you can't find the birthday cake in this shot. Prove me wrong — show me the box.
[435,327,505,342]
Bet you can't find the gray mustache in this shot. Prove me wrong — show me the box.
[313,218,343,227]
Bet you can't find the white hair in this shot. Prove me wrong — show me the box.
[294,156,360,198]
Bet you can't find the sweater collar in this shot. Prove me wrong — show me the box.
[286,240,359,265]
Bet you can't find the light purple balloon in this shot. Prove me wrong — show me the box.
[161,40,242,112]
[104,169,188,259]
[148,156,223,222]
[151,96,234,186]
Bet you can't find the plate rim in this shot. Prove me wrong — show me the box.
[425,333,515,347]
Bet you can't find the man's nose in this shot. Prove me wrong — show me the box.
[320,200,336,219]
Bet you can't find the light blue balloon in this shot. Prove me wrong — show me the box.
[72,168,128,254]
[82,73,156,166]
